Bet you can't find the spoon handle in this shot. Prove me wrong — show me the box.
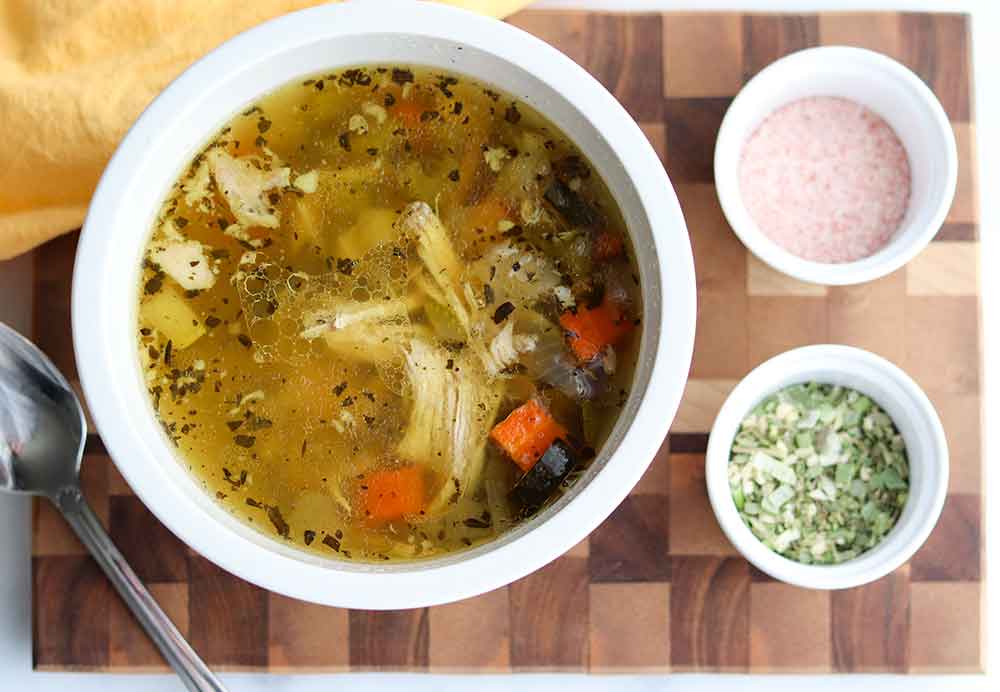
[56,487,227,692]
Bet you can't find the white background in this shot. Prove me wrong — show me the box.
[0,0,995,689]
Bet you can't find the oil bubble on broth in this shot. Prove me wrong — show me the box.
[135,65,643,562]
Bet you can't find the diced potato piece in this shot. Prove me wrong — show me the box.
[362,102,388,124]
[149,239,216,291]
[334,208,399,258]
[518,131,550,172]
[290,169,392,257]
[398,161,439,203]
[324,162,384,192]
[140,287,206,349]
[287,491,346,527]
[290,195,325,255]
[293,170,319,193]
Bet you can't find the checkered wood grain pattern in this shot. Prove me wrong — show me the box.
[26,10,982,673]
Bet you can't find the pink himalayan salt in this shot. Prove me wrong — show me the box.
[739,96,911,263]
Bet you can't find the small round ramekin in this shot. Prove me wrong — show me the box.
[714,46,957,286]
[705,345,948,589]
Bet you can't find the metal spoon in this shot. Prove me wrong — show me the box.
[0,321,226,691]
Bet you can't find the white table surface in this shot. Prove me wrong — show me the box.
[1,0,995,689]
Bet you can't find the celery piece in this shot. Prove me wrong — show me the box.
[727,382,909,565]
[732,486,745,511]
[835,462,856,487]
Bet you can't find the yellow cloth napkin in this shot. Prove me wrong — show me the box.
[0,0,530,260]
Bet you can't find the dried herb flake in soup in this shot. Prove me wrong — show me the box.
[728,382,909,564]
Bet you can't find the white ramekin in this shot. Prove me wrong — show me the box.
[71,0,696,608]
[706,345,948,589]
[715,46,957,286]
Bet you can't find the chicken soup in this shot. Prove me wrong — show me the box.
[135,65,642,562]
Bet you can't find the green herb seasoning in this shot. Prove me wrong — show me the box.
[728,382,909,564]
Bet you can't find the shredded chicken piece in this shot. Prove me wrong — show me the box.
[300,301,409,340]
[474,243,560,306]
[348,114,369,134]
[182,159,213,209]
[554,285,575,309]
[398,201,473,331]
[296,297,413,363]
[485,321,538,377]
[484,146,509,172]
[396,339,502,513]
[207,149,290,228]
[400,202,551,380]
[321,322,414,364]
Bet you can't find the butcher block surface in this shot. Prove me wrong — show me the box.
[14,10,982,674]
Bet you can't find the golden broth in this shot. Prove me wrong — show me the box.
[136,65,641,562]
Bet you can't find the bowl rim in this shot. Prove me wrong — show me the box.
[714,45,958,287]
[71,0,697,608]
[705,344,949,589]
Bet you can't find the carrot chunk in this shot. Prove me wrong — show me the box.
[464,195,511,232]
[392,99,429,128]
[592,230,624,261]
[559,297,633,362]
[448,139,489,204]
[490,399,568,473]
[360,466,426,522]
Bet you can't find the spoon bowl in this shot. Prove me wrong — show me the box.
[0,322,85,496]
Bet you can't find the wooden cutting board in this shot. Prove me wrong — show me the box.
[19,9,982,674]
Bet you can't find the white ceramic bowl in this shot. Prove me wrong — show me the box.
[72,0,696,609]
[706,345,948,589]
[715,46,957,286]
